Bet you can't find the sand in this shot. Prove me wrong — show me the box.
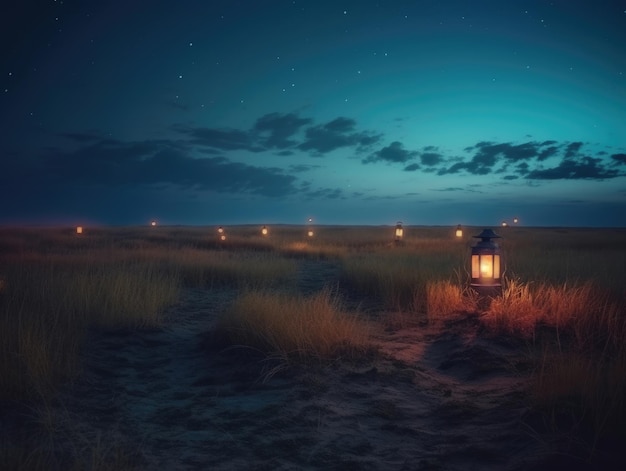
[3,258,587,469]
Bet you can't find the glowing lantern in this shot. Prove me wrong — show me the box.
[513,217,519,224]
[471,229,502,293]
[218,226,224,234]
[501,221,508,227]
[220,234,226,241]
[307,230,314,237]
[261,225,268,236]
[151,220,157,227]
[455,224,463,238]
[76,226,83,234]
[394,222,404,241]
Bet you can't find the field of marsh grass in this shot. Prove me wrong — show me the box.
[1,224,625,468]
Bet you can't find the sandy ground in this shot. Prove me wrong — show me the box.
[4,259,583,469]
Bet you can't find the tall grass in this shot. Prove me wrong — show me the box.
[340,242,467,312]
[0,256,180,401]
[479,275,626,453]
[217,288,371,363]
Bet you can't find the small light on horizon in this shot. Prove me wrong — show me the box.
[513,217,519,224]
[218,226,224,233]
[307,229,314,237]
[151,220,157,227]
[261,225,268,236]
[76,226,83,234]
[501,221,508,227]
[455,224,463,238]
[394,221,404,242]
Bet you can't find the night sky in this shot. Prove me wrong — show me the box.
[2,1,625,227]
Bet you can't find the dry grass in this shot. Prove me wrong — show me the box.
[1,224,625,466]
[0,256,180,401]
[217,288,372,363]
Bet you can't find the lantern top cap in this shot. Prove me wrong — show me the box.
[473,228,502,240]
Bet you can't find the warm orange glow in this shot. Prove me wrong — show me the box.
[220,234,226,241]
[455,229,462,237]
[308,230,314,237]
[395,227,403,238]
[261,226,268,236]
[76,226,83,234]
[218,226,224,233]
[151,221,157,227]
[472,254,501,279]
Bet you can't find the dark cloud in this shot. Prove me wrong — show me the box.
[176,126,256,151]
[13,138,298,198]
[363,141,418,164]
[538,146,559,161]
[420,152,443,166]
[404,163,420,172]
[253,112,312,149]
[298,117,381,154]
[611,153,626,165]
[437,140,622,180]
[288,164,319,173]
[564,142,584,158]
[526,156,622,180]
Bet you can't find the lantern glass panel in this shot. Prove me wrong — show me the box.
[456,229,462,237]
[471,254,480,278]
[480,255,494,278]
[395,228,403,237]
[493,254,500,279]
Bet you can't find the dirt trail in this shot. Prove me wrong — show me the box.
[47,259,547,470]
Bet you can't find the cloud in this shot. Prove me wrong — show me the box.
[298,117,381,154]
[436,140,623,180]
[564,141,584,158]
[253,112,312,149]
[611,153,626,165]
[525,156,622,180]
[420,152,443,166]
[363,141,418,164]
[25,138,299,197]
[176,126,257,151]
[404,163,420,172]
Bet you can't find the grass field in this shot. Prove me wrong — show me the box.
[1,224,625,468]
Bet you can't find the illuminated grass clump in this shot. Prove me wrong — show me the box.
[217,288,372,362]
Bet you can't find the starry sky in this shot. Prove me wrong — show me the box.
[2,0,626,227]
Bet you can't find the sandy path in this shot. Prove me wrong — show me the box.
[51,258,547,470]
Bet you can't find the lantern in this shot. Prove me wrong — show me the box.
[261,225,268,236]
[395,222,404,241]
[218,226,224,234]
[471,229,502,293]
[513,217,519,224]
[307,230,314,237]
[455,224,463,238]
[501,221,508,227]
[220,234,226,241]
[76,226,83,234]
[151,220,157,227]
